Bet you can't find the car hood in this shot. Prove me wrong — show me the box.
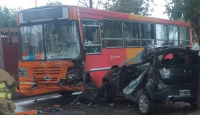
[120,46,154,66]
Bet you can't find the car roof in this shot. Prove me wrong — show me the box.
[146,45,191,52]
[121,45,196,66]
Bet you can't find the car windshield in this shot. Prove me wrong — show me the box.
[19,21,80,60]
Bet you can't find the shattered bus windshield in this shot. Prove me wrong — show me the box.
[44,21,80,59]
[20,25,44,60]
[19,21,80,60]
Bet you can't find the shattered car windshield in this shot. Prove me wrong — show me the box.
[44,21,80,59]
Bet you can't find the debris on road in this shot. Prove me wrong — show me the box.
[15,105,62,115]
[15,110,38,115]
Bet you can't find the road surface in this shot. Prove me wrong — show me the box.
[14,93,199,115]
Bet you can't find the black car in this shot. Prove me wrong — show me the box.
[102,45,200,114]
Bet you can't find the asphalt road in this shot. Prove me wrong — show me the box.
[15,93,200,115]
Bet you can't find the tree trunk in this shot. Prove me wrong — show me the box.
[190,16,200,108]
[191,16,200,44]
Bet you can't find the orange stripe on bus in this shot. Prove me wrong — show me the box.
[126,48,143,64]
[128,14,159,22]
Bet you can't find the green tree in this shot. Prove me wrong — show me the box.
[79,0,154,16]
[0,6,20,27]
[106,0,153,16]
[46,0,62,6]
[165,0,200,40]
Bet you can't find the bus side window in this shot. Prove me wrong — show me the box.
[179,26,190,46]
[168,25,178,45]
[124,21,140,47]
[82,19,102,54]
[141,23,155,46]
[155,24,168,45]
[103,19,123,48]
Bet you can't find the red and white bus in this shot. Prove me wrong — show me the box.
[17,5,191,96]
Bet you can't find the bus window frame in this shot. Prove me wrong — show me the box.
[155,24,169,45]
[168,25,179,46]
[103,18,124,49]
[140,22,155,46]
[81,18,102,55]
[123,20,141,48]
[179,26,190,46]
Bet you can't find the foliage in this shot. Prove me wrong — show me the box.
[78,0,90,7]
[106,0,153,16]
[0,6,21,27]
[46,0,63,6]
[79,0,154,16]
[165,0,200,39]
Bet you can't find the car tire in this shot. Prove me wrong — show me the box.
[138,91,155,115]
[190,102,198,110]
[58,91,73,97]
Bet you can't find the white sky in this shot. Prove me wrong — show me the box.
[0,0,168,19]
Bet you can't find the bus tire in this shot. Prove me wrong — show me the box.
[58,91,73,97]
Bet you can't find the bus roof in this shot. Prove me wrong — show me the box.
[17,5,190,27]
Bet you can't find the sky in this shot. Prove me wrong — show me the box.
[0,0,168,19]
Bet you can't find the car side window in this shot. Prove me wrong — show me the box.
[175,52,197,65]
[160,53,175,65]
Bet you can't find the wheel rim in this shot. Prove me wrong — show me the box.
[138,95,149,113]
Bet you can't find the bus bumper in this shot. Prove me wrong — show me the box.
[18,83,84,96]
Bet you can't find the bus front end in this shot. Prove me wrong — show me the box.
[17,6,85,96]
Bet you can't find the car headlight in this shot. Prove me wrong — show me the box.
[18,67,28,77]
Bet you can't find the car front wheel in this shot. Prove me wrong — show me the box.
[138,91,154,115]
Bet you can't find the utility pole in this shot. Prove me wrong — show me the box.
[89,0,93,8]
[35,0,37,7]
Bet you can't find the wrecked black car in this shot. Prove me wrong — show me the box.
[102,45,200,114]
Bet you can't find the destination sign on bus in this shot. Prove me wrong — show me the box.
[18,7,69,24]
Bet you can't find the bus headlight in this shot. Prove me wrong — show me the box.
[67,72,77,79]
[18,67,28,77]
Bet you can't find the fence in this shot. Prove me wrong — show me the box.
[0,27,19,80]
